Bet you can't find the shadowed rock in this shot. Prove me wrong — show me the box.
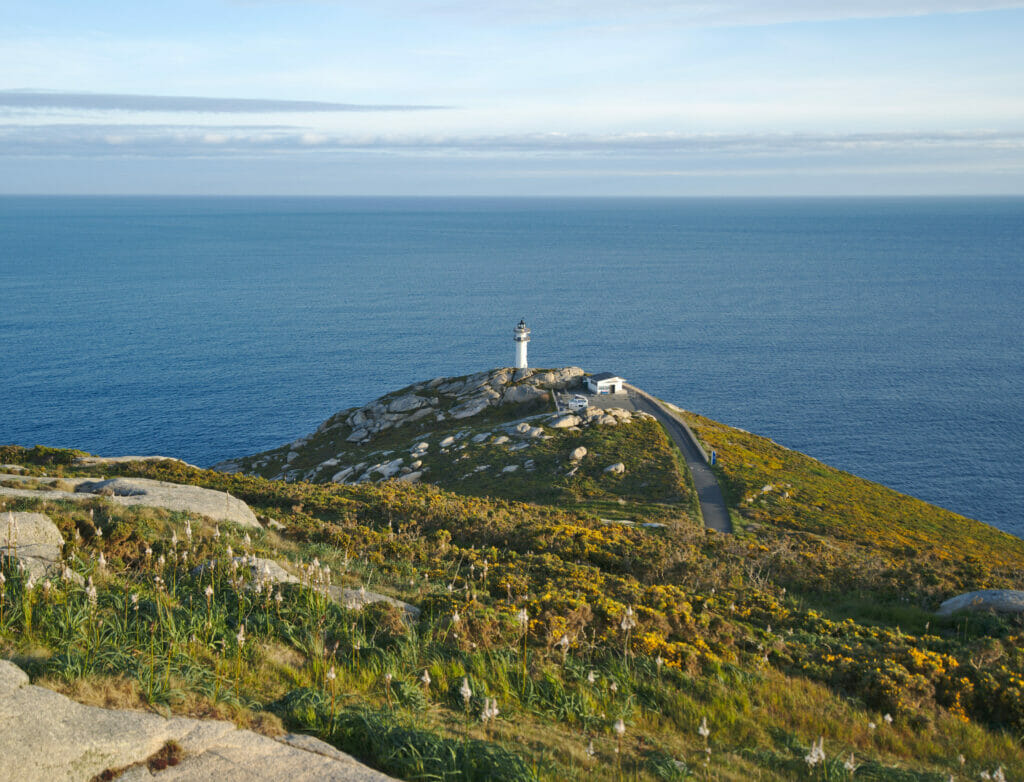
[937,590,1024,616]
[0,660,396,782]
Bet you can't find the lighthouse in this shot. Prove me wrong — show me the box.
[513,319,531,369]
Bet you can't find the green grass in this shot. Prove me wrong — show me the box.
[3,424,1024,782]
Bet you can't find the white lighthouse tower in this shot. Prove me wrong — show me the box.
[513,319,531,369]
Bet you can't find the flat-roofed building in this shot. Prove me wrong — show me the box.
[586,372,625,394]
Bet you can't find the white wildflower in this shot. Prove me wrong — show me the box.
[844,753,857,772]
[883,713,893,725]
[459,677,472,704]
[587,670,596,685]
[480,697,499,723]
[421,669,431,687]
[620,606,637,632]
[804,737,825,768]
[204,585,214,600]
[614,719,626,736]
[516,607,529,626]
[85,576,98,608]
[236,623,245,646]
[326,666,336,682]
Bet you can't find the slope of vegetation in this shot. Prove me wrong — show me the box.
[2,416,1023,782]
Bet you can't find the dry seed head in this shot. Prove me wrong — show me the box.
[698,717,710,739]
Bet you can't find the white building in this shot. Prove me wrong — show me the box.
[586,372,625,394]
[513,319,531,369]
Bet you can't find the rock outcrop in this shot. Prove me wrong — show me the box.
[73,455,198,469]
[0,660,395,782]
[328,586,421,620]
[75,478,261,529]
[937,590,1024,616]
[0,475,261,530]
[221,367,586,480]
[1,512,65,581]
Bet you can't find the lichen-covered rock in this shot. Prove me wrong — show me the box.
[0,659,396,782]
[74,455,198,469]
[449,397,490,420]
[327,586,420,620]
[570,446,588,461]
[503,384,544,404]
[937,590,1024,616]
[75,478,261,529]
[1,512,64,581]
[549,414,581,429]
[604,462,626,474]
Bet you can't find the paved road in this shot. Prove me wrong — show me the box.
[626,386,733,533]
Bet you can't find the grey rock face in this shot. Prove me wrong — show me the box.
[327,586,421,620]
[937,590,1024,616]
[331,466,356,483]
[570,446,588,461]
[502,384,544,404]
[449,398,490,420]
[388,393,427,413]
[0,660,396,782]
[1,512,64,581]
[75,478,261,529]
[604,462,626,474]
[549,414,581,429]
[74,455,198,469]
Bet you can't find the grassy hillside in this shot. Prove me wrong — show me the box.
[2,409,1023,781]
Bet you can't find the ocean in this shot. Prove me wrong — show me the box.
[1,196,1021,536]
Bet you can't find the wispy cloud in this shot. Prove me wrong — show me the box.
[0,90,449,113]
[255,0,1024,27]
[2,123,1021,159]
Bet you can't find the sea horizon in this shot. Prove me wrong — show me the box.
[2,195,1021,535]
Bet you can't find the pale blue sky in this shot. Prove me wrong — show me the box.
[2,0,1023,194]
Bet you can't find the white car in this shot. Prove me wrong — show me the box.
[567,395,589,411]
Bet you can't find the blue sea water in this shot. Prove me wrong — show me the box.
[1,196,1022,537]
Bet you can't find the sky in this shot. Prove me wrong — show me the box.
[2,0,1023,195]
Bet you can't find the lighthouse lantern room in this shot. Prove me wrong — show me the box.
[513,320,531,369]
